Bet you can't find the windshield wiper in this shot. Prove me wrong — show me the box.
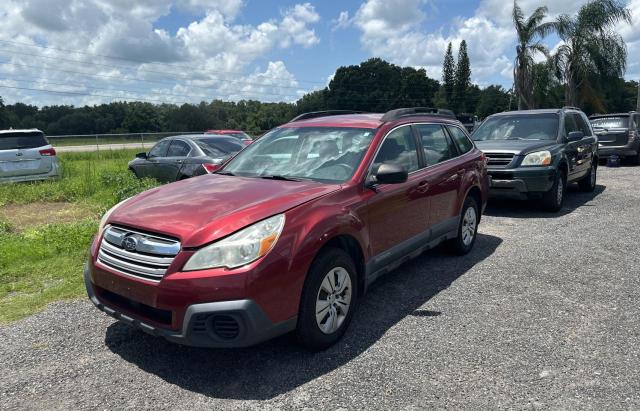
[215,171,235,176]
[260,175,303,182]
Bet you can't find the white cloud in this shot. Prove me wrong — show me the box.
[352,0,513,84]
[332,11,351,31]
[0,0,321,106]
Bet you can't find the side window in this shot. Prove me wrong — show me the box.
[416,124,456,165]
[573,114,591,136]
[148,140,171,158]
[446,125,474,154]
[564,114,579,136]
[167,140,191,157]
[373,126,419,173]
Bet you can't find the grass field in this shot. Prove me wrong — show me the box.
[0,150,159,323]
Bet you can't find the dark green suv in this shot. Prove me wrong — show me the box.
[471,108,598,212]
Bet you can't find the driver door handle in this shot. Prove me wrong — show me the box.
[417,180,430,193]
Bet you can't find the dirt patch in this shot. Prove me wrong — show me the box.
[0,202,96,230]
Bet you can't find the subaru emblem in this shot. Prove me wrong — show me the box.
[122,236,138,252]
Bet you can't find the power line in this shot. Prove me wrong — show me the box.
[0,61,305,99]
[0,47,314,92]
[0,75,301,101]
[0,39,327,85]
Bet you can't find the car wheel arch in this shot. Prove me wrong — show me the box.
[322,235,366,296]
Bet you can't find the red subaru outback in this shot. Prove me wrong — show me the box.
[85,108,489,350]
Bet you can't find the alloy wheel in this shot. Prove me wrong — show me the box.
[461,206,477,246]
[315,267,352,334]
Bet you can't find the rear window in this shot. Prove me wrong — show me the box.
[0,132,49,150]
[590,117,629,129]
[194,138,243,157]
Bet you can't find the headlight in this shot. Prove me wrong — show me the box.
[183,214,285,271]
[521,150,552,166]
[98,198,131,235]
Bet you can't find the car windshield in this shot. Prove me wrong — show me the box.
[194,138,243,157]
[222,127,376,183]
[0,132,49,150]
[472,114,558,141]
[590,117,629,129]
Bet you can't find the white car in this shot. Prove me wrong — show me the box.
[0,129,61,183]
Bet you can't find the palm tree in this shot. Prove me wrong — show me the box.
[553,0,631,107]
[512,1,556,110]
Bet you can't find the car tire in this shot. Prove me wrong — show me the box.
[633,151,640,166]
[446,196,479,255]
[542,170,565,212]
[296,247,358,351]
[578,162,597,192]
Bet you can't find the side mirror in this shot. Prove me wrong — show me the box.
[136,152,148,159]
[567,131,584,142]
[372,163,408,185]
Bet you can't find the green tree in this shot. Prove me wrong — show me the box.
[442,42,455,107]
[531,62,564,109]
[512,1,555,109]
[453,40,471,113]
[475,85,512,118]
[552,0,631,107]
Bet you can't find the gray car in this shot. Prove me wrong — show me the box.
[128,134,244,183]
[0,129,61,183]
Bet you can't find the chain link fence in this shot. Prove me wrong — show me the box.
[48,131,270,153]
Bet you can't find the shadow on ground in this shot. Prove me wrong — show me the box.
[484,184,606,219]
[105,233,502,400]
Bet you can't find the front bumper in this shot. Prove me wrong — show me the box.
[487,166,556,200]
[84,264,296,348]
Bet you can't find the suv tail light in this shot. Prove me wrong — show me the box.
[39,148,56,156]
[629,130,637,142]
[202,163,221,173]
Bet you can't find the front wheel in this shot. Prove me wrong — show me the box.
[541,170,565,212]
[446,196,479,255]
[296,248,358,350]
[578,162,597,192]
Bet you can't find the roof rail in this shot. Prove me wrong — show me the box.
[562,106,581,111]
[289,110,366,123]
[380,107,456,122]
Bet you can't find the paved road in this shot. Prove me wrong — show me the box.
[2,166,639,409]
[55,142,154,153]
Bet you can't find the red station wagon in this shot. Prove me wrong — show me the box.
[85,108,489,350]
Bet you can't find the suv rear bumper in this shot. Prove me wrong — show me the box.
[598,145,639,159]
[84,264,296,348]
[487,167,556,200]
[0,158,61,183]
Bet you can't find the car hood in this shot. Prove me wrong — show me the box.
[108,175,340,247]
[474,139,558,155]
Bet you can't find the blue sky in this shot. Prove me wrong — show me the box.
[0,0,637,107]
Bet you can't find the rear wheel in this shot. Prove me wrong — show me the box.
[542,170,565,212]
[296,248,357,351]
[578,162,597,192]
[633,151,640,166]
[446,196,479,255]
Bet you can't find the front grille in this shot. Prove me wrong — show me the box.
[485,152,515,168]
[98,225,180,282]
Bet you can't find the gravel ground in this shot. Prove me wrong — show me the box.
[2,166,640,410]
